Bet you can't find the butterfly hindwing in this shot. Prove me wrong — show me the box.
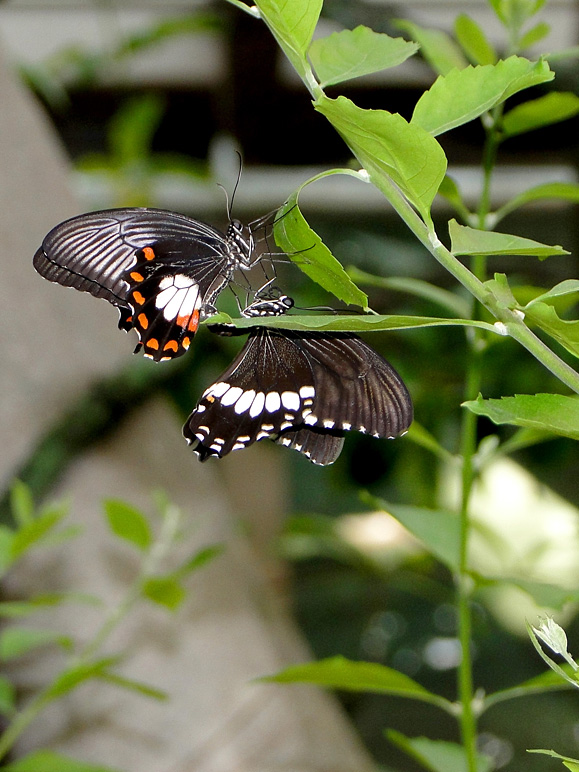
[184,327,413,465]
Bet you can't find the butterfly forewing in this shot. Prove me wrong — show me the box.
[184,327,413,465]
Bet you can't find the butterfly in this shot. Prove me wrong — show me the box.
[33,207,257,362]
[184,324,413,465]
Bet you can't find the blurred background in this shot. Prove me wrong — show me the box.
[2,0,579,770]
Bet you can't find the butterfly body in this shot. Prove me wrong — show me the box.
[34,208,255,361]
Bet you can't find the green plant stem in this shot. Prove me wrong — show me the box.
[456,327,485,772]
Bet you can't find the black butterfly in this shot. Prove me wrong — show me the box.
[184,325,413,466]
[33,207,256,362]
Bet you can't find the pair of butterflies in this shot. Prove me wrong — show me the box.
[34,207,413,465]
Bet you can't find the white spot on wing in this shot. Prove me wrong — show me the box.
[221,386,244,406]
[265,392,281,413]
[249,392,265,418]
[162,283,200,322]
[234,389,256,414]
[204,381,229,398]
[300,385,315,398]
[281,391,300,411]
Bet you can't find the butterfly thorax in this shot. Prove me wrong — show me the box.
[227,219,255,268]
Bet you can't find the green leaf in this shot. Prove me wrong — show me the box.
[10,506,69,561]
[0,628,71,661]
[412,57,554,136]
[527,280,579,305]
[274,190,368,307]
[0,525,15,574]
[528,749,579,772]
[309,26,418,88]
[387,731,493,772]
[512,579,579,610]
[45,657,121,699]
[208,312,496,334]
[0,674,16,717]
[502,92,579,138]
[524,302,579,358]
[176,543,224,578]
[449,219,569,258]
[365,495,461,572]
[97,671,167,701]
[454,14,496,65]
[394,19,467,75]
[489,0,546,26]
[2,749,122,772]
[10,480,34,527]
[463,393,579,440]
[261,656,451,710]
[104,499,152,551]
[254,0,322,78]
[519,21,550,50]
[437,174,473,222]
[142,576,186,610]
[0,592,99,618]
[315,94,447,220]
[483,667,574,711]
[484,272,517,308]
[493,181,579,224]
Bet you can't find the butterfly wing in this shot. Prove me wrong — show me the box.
[34,208,237,361]
[184,328,412,465]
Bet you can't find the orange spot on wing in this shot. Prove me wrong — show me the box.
[130,271,144,282]
[182,336,191,349]
[146,338,159,350]
[138,313,149,330]
[163,340,179,353]
[142,247,155,261]
[132,291,145,305]
[176,310,200,333]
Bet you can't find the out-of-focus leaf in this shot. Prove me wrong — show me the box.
[0,628,71,661]
[502,92,579,137]
[2,749,123,772]
[104,499,152,552]
[454,14,496,65]
[394,19,467,75]
[387,731,493,772]
[309,26,418,87]
[261,656,452,711]
[142,576,186,610]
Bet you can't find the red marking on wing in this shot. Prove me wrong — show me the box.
[176,309,200,332]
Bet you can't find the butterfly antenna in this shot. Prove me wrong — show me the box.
[229,151,243,221]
